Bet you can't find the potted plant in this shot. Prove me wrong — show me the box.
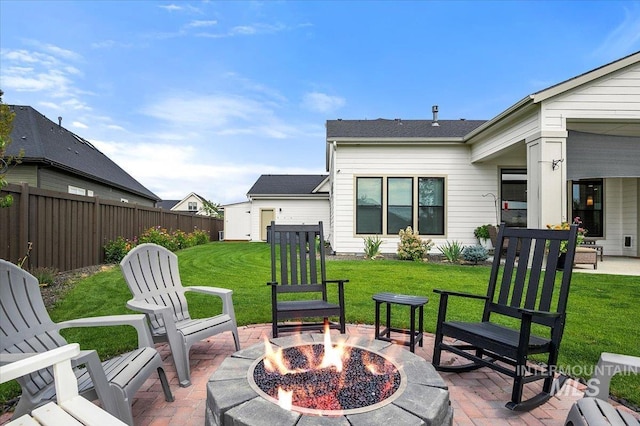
[473,224,493,249]
[546,217,587,268]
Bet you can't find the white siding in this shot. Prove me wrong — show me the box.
[332,144,500,254]
[223,202,251,241]
[600,178,639,257]
[249,198,330,242]
[541,65,640,129]
[470,109,540,163]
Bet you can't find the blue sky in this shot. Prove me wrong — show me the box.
[2,1,640,204]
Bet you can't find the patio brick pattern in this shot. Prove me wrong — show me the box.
[1,323,638,426]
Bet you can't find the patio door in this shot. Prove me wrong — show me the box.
[260,209,275,241]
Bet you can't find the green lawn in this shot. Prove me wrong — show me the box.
[2,241,639,409]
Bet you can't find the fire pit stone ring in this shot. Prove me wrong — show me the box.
[205,333,453,426]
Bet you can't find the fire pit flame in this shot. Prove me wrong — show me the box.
[254,326,404,414]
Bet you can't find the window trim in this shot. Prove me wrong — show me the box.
[354,174,446,237]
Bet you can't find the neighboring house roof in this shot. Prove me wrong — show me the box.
[6,105,160,201]
[170,192,207,210]
[247,174,329,196]
[158,200,180,210]
[326,118,486,140]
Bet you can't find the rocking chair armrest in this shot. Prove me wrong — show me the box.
[56,314,155,348]
[324,279,349,284]
[433,289,489,300]
[267,281,279,286]
[517,308,562,319]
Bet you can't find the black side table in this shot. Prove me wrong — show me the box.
[373,292,428,353]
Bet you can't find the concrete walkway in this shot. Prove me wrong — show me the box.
[3,324,630,426]
[572,255,640,276]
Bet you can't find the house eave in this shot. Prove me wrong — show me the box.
[329,137,466,144]
[24,158,161,201]
[464,96,535,142]
[248,194,329,200]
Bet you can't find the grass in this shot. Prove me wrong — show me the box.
[2,241,639,410]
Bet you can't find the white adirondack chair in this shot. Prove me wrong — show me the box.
[0,259,173,425]
[565,352,640,425]
[0,344,126,426]
[120,243,240,387]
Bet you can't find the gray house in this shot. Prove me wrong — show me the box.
[4,105,159,206]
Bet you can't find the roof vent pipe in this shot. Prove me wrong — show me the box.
[431,105,439,127]
[58,116,62,128]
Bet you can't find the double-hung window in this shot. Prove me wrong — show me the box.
[356,176,445,236]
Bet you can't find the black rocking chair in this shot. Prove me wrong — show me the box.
[432,224,579,411]
[267,221,348,338]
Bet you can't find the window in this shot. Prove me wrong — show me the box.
[418,178,444,235]
[68,185,86,196]
[356,177,382,234]
[500,169,527,227]
[356,176,445,236]
[572,179,603,237]
[188,201,198,211]
[387,177,413,234]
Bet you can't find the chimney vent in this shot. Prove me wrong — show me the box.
[431,105,439,127]
[58,116,62,128]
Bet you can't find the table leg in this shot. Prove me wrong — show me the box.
[409,306,416,353]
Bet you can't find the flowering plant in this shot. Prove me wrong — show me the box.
[546,217,587,253]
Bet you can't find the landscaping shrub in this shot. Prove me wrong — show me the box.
[103,227,211,263]
[462,245,489,264]
[29,266,58,286]
[363,235,383,259]
[438,240,465,262]
[397,226,434,261]
[104,236,136,263]
[138,226,179,251]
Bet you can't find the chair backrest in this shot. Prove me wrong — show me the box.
[120,244,191,332]
[484,224,578,329]
[0,259,67,396]
[269,222,327,294]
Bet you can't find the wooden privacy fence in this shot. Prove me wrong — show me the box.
[0,183,223,271]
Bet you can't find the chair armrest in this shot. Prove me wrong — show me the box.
[56,314,154,348]
[325,279,349,284]
[184,286,237,323]
[184,286,232,297]
[518,308,562,318]
[0,344,81,384]
[267,281,278,286]
[587,352,640,400]
[433,289,488,300]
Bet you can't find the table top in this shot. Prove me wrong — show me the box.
[373,292,428,306]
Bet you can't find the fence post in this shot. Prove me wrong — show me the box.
[19,183,29,267]
[94,196,101,265]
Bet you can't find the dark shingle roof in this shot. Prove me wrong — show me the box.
[158,200,180,209]
[6,105,160,201]
[247,174,328,196]
[326,118,486,139]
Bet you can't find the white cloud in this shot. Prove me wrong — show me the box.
[72,121,88,129]
[301,92,345,113]
[158,4,183,12]
[187,20,218,28]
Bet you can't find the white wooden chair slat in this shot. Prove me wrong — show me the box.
[2,345,127,426]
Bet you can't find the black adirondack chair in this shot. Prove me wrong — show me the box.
[432,224,579,411]
[267,221,348,337]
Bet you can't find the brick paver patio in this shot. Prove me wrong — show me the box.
[2,323,638,426]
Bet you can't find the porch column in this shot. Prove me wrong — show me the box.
[525,131,568,228]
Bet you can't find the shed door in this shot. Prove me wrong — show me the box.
[260,209,275,241]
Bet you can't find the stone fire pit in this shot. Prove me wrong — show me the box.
[205,333,453,425]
